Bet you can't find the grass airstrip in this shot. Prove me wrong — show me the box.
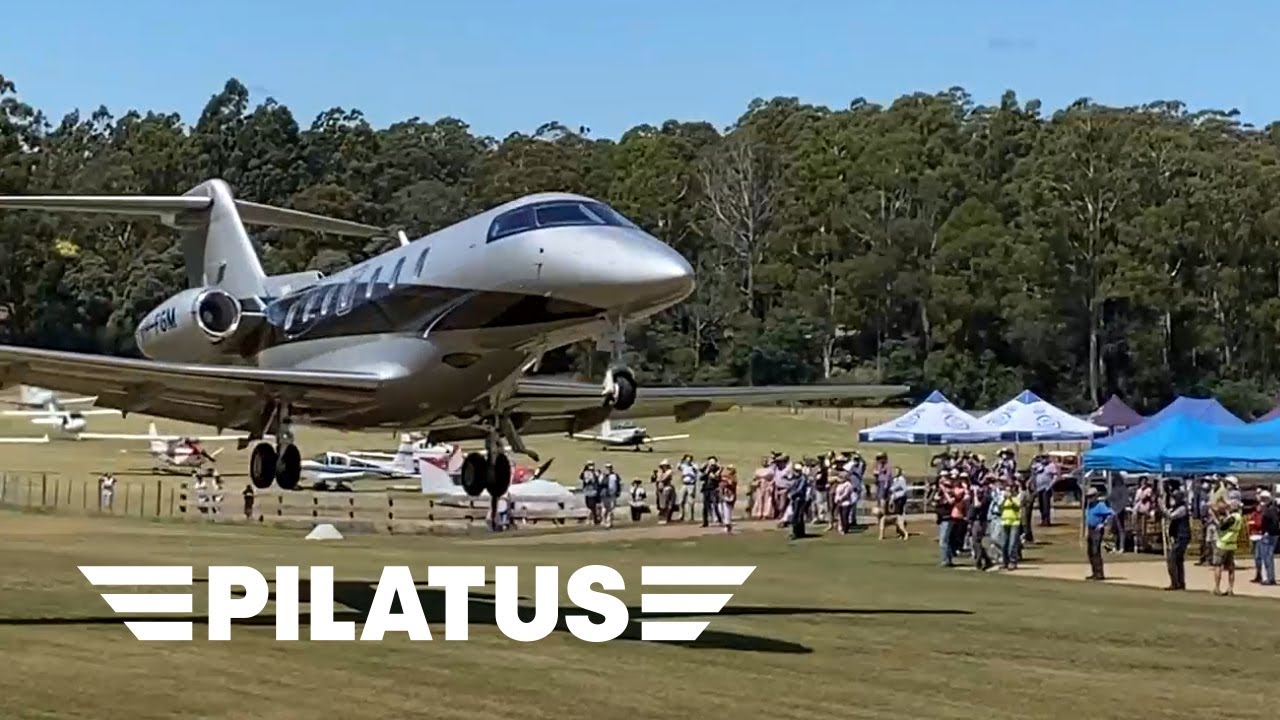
[0,402,1276,720]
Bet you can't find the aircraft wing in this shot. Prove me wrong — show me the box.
[0,435,51,444]
[644,434,690,442]
[74,432,163,441]
[424,378,908,443]
[0,345,385,432]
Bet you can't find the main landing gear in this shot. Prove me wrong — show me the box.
[249,410,302,491]
[459,415,530,499]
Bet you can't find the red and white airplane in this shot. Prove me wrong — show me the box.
[79,422,247,473]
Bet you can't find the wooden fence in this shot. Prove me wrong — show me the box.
[0,473,592,533]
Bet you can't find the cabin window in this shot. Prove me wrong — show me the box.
[301,289,323,323]
[365,267,382,300]
[534,201,601,228]
[318,284,338,316]
[414,247,430,277]
[388,257,407,290]
[337,268,365,315]
[585,201,640,229]
[487,205,537,242]
[283,299,302,333]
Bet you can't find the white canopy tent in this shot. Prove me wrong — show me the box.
[978,390,1107,441]
[858,390,1001,444]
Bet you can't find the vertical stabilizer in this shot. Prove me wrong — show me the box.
[178,180,268,299]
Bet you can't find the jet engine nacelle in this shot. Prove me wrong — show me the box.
[135,287,248,363]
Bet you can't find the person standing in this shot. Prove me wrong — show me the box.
[241,483,255,520]
[969,480,994,571]
[787,466,810,539]
[700,457,722,527]
[678,454,698,522]
[998,481,1021,570]
[719,466,738,534]
[935,479,954,567]
[1084,488,1115,581]
[579,462,601,525]
[1163,489,1191,590]
[1213,500,1243,596]
[600,463,622,529]
[1257,491,1278,586]
[1035,457,1057,527]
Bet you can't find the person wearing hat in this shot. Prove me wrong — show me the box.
[1256,491,1278,586]
[1084,487,1115,580]
[787,461,811,539]
[600,462,622,529]
[1213,499,1244,596]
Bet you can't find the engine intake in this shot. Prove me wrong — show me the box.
[195,288,242,339]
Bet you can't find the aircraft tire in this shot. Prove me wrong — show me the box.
[461,452,488,497]
[277,445,301,491]
[612,370,637,411]
[250,443,277,489]
[489,453,512,498]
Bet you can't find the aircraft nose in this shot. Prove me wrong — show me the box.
[632,242,695,306]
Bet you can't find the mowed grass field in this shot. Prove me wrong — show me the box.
[0,511,1276,720]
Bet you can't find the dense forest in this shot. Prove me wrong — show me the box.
[3,74,1280,416]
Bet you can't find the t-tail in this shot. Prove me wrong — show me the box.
[0,179,390,362]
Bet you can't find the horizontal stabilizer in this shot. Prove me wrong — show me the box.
[0,193,386,238]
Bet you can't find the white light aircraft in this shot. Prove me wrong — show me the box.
[570,418,688,451]
[1,385,122,441]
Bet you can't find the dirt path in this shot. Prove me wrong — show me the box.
[460,518,783,545]
[1016,559,1280,599]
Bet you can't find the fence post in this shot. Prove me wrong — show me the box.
[168,487,175,516]
[26,477,33,507]
[140,483,147,517]
[1,473,6,504]
[81,480,88,510]
[155,480,162,517]
[40,475,47,507]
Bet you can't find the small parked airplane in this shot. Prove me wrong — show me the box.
[570,418,688,451]
[78,422,247,472]
[1,385,122,440]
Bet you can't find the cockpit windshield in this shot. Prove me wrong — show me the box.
[488,199,640,242]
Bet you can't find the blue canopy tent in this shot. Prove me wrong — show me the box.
[858,390,1000,444]
[1090,396,1243,448]
[1083,413,1280,474]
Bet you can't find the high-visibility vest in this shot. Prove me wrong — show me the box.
[1217,512,1242,550]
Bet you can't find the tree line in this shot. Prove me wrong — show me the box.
[3,74,1280,416]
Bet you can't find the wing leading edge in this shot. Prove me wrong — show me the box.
[0,345,384,431]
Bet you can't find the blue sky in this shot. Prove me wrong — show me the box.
[3,1,1275,138]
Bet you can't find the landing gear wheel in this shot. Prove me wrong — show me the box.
[489,453,512,498]
[277,445,301,491]
[250,444,277,489]
[612,371,637,411]
[461,452,488,497]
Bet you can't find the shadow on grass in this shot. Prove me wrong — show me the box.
[0,579,971,654]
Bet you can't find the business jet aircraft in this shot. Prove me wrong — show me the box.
[0,179,907,498]
[570,418,688,451]
[1,385,122,439]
